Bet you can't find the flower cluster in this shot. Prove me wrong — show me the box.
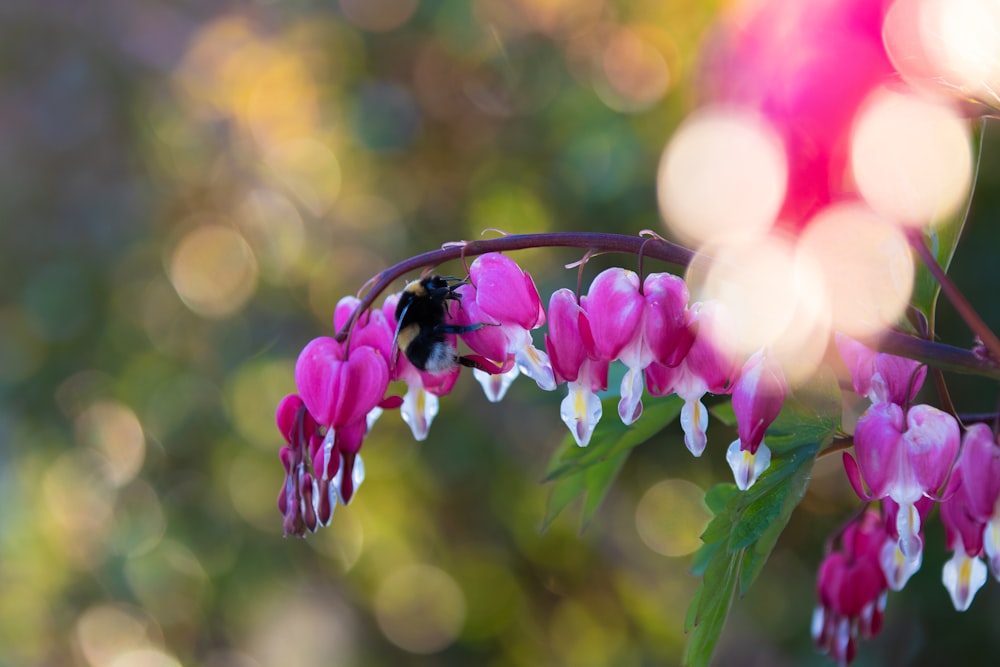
[275,251,788,537]
[811,334,1000,662]
[812,509,889,667]
[684,0,1000,661]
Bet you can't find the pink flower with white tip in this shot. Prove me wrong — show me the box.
[276,394,321,537]
[615,272,693,425]
[844,402,960,566]
[957,423,1000,580]
[726,349,786,490]
[935,423,1000,611]
[578,268,644,424]
[545,288,609,447]
[836,333,926,407]
[879,497,932,591]
[454,253,555,401]
[294,335,392,506]
[939,467,989,611]
[645,302,738,457]
[812,510,890,667]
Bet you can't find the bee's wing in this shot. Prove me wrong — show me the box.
[391,300,411,367]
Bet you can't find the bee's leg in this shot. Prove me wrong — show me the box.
[436,323,484,335]
[458,354,506,374]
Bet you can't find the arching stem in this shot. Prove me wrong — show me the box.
[333,232,695,342]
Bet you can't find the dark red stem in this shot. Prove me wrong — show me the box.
[333,232,694,342]
[330,231,1000,381]
[906,229,1000,365]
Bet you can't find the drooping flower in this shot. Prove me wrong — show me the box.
[939,470,989,611]
[645,301,737,457]
[726,349,786,490]
[295,336,390,429]
[836,333,926,406]
[454,253,554,400]
[879,496,932,590]
[545,287,609,447]
[615,272,692,425]
[935,423,1000,610]
[844,402,960,563]
[812,510,890,667]
[958,423,1000,579]
[277,394,317,537]
[293,335,392,506]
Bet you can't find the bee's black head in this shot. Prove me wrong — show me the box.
[405,275,465,301]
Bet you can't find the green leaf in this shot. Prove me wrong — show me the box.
[682,394,840,667]
[579,449,630,530]
[909,121,984,326]
[541,395,682,531]
[689,540,722,579]
[543,395,682,482]
[703,483,738,513]
[541,472,584,532]
[709,401,736,427]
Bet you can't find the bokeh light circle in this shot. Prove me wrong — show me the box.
[597,26,672,112]
[658,107,787,246]
[75,401,145,487]
[688,233,830,380]
[76,604,161,667]
[884,0,1000,105]
[851,88,971,226]
[339,0,418,32]
[167,225,258,319]
[374,564,466,654]
[635,479,712,557]
[796,202,915,338]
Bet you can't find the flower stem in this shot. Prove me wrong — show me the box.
[331,231,1000,382]
[906,228,1000,364]
[334,232,695,342]
[877,329,1000,380]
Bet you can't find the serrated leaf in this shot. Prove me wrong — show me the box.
[682,390,840,667]
[543,395,682,482]
[728,484,788,552]
[704,483,738,514]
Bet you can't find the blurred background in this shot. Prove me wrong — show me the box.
[2,0,1000,665]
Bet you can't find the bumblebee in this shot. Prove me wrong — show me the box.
[393,275,485,373]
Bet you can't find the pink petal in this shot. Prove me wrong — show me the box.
[333,346,390,427]
[334,295,366,331]
[958,423,1000,520]
[731,350,786,454]
[470,253,544,329]
[276,394,306,445]
[684,303,739,393]
[545,289,589,383]
[582,268,643,361]
[835,333,876,399]
[642,272,692,366]
[455,284,510,362]
[903,404,960,495]
[295,337,345,425]
[853,402,906,500]
[871,354,926,405]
